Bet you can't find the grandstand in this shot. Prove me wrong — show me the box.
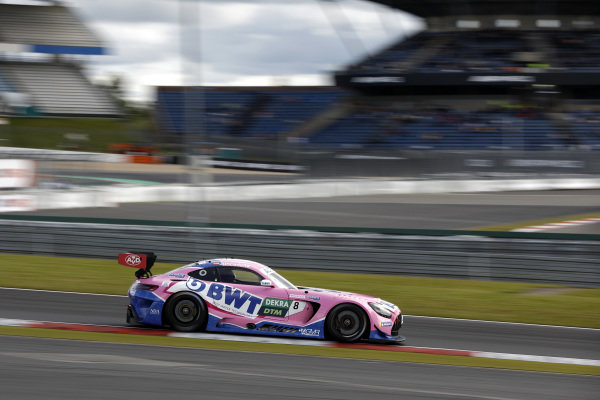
[0,1,121,117]
[157,86,346,140]
[157,0,600,154]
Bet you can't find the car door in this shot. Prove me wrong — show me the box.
[215,266,290,321]
[284,288,317,325]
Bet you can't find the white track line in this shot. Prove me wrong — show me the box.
[1,318,598,367]
[474,351,600,367]
[404,315,600,331]
[513,217,600,232]
[0,287,126,298]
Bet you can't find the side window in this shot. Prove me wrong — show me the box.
[219,267,263,286]
[189,267,218,282]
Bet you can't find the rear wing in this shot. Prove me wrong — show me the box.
[118,252,157,279]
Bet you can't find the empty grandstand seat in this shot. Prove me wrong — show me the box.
[156,87,345,138]
[0,4,103,48]
[0,62,120,116]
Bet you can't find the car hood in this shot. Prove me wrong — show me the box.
[298,286,379,302]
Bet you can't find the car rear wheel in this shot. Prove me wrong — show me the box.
[326,303,367,342]
[165,293,207,332]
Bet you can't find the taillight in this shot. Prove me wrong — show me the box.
[136,283,158,291]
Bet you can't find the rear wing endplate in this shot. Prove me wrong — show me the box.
[118,252,157,279]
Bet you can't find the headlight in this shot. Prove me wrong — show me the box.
[369,302,393,318]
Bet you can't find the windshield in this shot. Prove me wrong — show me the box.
[261,267,296,289]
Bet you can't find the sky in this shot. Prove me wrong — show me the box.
[63,0,423,102]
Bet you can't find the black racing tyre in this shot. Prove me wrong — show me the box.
[325,303,368,343]
[165,293,207,332]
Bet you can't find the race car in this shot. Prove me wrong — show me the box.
[119,252,403,343]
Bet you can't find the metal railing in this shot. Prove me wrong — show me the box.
[1,219,598,287]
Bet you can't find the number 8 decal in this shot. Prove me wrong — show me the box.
[287,300,305,316]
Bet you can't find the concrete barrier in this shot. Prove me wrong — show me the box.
[7,176,600,210]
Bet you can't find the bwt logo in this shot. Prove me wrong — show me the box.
[125,255,142,266]
[186,278,263,317]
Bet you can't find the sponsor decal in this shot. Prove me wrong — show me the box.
[186,278,262,318]
[299,328,320,337]
[119,253,147,269]
[257,324,299,334]
[258,297,307,318]
[258,297,292,318]
[380,321,393,328]
[126,255,142,266]
[289,294,306,300]
[379,300,397,310]
[307,296,321,301]
[168,273,187,279]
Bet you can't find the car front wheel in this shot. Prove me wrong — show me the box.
[326,303,367,342]
[165,293,207,332]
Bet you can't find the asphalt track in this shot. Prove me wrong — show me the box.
[1,288,598,361]
[3,172,599,398]
[2,335,598,400]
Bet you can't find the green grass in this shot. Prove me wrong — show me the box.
[0,117,147,152]
[0,326,598,376]
[2,253,599,328]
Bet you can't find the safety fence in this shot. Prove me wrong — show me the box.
[1,219,598,287]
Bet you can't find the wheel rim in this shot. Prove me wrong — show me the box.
[335,310,362,337]
[174,299,198,324]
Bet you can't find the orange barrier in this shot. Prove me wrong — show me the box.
[127,155,164,164]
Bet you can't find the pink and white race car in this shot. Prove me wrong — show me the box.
[120,252,403,343]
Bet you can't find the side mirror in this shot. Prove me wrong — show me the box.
[260,279,273,287]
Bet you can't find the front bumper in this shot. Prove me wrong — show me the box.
[369,313,403,342]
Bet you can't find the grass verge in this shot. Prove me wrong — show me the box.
[2,253,599,328]
[0,326,598,376]
[1,117,140,152]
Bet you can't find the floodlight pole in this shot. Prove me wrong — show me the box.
[179,0,214,256]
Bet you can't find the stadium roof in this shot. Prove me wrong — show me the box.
[0,3,105,54]
[369,0,600,18]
